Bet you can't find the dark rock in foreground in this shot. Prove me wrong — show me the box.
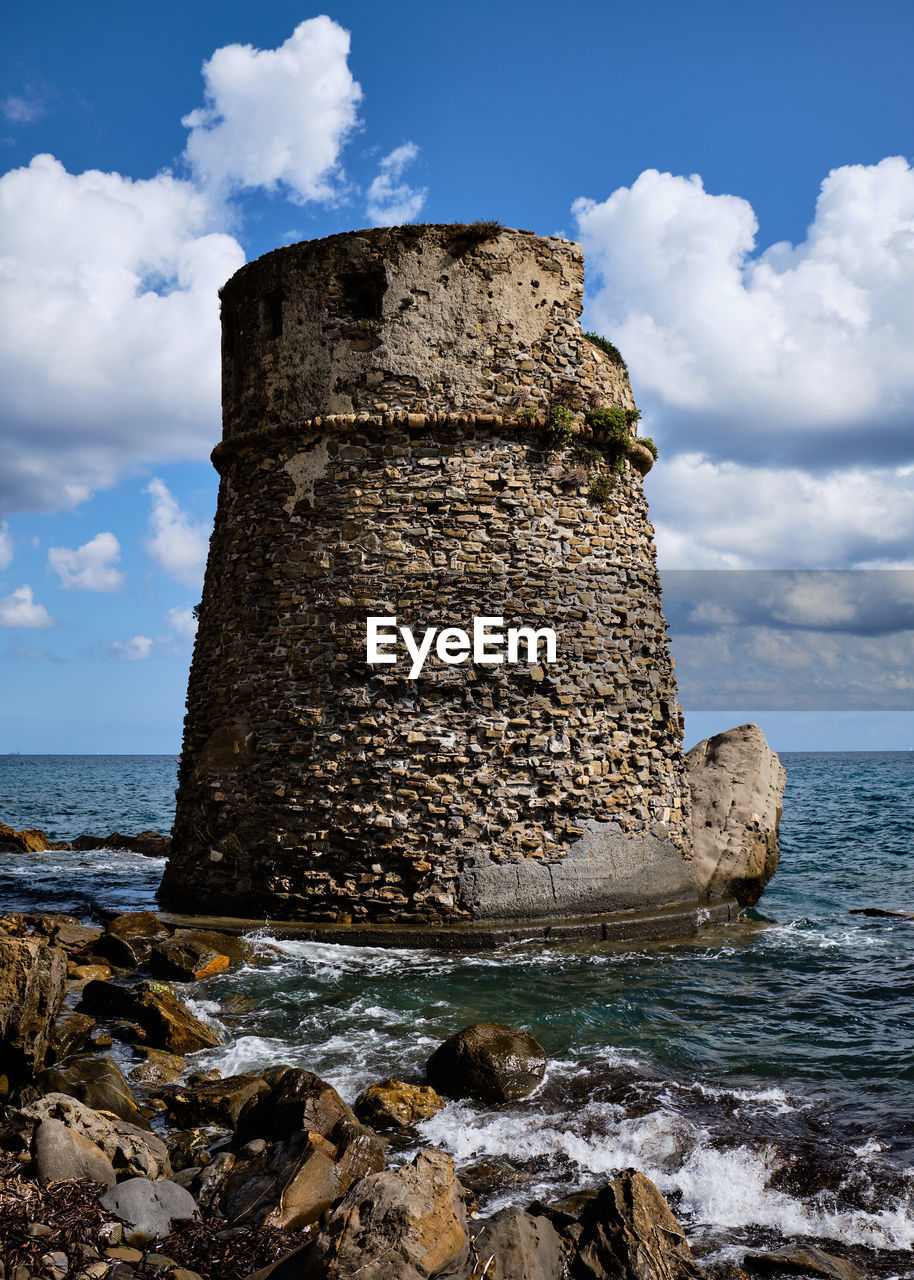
[572,1168,706,1280]
[0,933,67,1086]
[426,1022,547,1103]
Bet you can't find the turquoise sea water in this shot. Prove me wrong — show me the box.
[1,750,912,1262]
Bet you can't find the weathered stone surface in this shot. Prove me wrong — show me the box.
[148,936,231,981]
[165,1072,269,1128]
[355,1079,444,1129]
[686,724,786,908]
[47,1011,96,1063]
[301,1147,469,1279]
[71,830,171,857]
[469,1208,565,1279]
[99,1176,197,1243]
[223,1127,380,1230]
[33,1116,116,1188]
[95,912,172,969]
[36,1053,147,1127]
[16,1092,172,1179]
[159,225,693,927]
[79,979,223,1055]
[426,1023,547,1103]
[0,822,63,853]
[743,1247,863,1280]
[0,934,67,1082]
[572,1168,705,1280]
[234,1067,358,1146]
[155,928,257,970]
[129,1046,187,1085]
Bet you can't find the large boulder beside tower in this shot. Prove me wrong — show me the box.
[685,723,786,907]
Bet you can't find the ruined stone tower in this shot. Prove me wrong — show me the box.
[159,224,700,927]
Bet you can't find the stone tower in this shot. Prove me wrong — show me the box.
[159,224,699,927]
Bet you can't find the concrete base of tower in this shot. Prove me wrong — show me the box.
[157,897,739,951]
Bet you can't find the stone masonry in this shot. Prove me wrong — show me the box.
[159,225,698,924]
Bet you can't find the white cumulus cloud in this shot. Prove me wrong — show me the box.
[48,531,125,591]
[0,522,12,570]
[111,634,154,661]
[574,157,914,471]
[0,584,53,628]
[366,143,426,226]
[182,16,362,201]
[165,604,199,639]
[144,478,211,588]
[0,155,244,512]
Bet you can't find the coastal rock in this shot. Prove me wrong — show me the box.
[99,1176,197,1243]
[686,724,786,908]
[468,1208,565,1279]
[36,1054,148,1128]
[743,1247,863,1280]
[222,1128,380,1230]
[166,928,259,967]
[0,934,67,1083]
[426,1023,547,1103]
[16,1092,172,1178]
[301,1147,470,1279]
[148,935,231,981]
[32,1117,116,1188]
[95,912,172,969]
[572,1169,705,1280]
[234,1067,359,1146]
[0,822,67,854]
[354,1079,445,1129]
[129,1046,187,1085]
[164,1072,269,1128]
[47,1011,96,1063]
[71,830,171,858]
[78,979,223,1055]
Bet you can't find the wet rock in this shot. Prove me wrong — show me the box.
[17,1092,172,1179]
[99,1176,197,1244]
[355,1079,445,1130]
[167,928,258,968]
[686,723,786,908]
[47,1011,97,1064]
[223,1128,374,1230]
[742,1247,863,1280]
[234,1067,358,1146]
[72,831,171,858]
[469,1208,565,1279]
[165,1073,269,1128]
[78,979,222,1055]
[33,1116,116,1188]
[572,1168,706,1280]
[148,936,230,982]
[301,1147,470,1279]
[36,1054,148,1127]
[0,934,67,1083]
[426,1023,547,1103]
[70,963,113,984]
[129,1047,187,1085]
[95,913,172,970]
[0,822,63,853]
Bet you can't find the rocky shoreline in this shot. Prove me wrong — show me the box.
[0,890,899,1280]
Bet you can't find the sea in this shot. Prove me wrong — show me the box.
[1,750,912,1271]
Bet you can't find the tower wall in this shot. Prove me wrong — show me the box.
[160,226,696,923]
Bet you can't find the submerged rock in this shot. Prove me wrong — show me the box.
[301,1147,470,1279]
[686,723,786,908]
[426,1023,547,1103]
[572,1168,706,1280]
[354,1079,445,1130]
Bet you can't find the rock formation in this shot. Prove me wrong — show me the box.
[159,223,785,930]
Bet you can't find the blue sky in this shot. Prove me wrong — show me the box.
[1,0,913,753]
